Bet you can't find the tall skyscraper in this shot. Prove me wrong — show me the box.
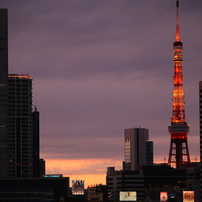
[123,127,153,171]
[168,0,190,169]
[8,74,34,177]
[0,9,40,178]
[0,8,9,177]
[199,81,202,200]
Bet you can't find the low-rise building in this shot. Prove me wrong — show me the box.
[87,184,108,202]
[0,177,69,202]
[106,167,144,202]
[187,163,200,201]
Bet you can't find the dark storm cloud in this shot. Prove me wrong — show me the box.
[1,0,202,170]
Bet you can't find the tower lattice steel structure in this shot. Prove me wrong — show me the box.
[168,0,190,169]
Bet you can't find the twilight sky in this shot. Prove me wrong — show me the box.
[1,0,202,186]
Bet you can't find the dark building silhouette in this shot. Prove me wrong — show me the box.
[87,184,108,202]
[106,165,187,202]
[0,8,9,178]
[142,164,187,201]
[187,163,200,201]
[39,159,46,177]
[8,74,34,177]
[0,177,69,201]
[106,167,145,202]
[199,81,202,201]
[32,106,40,177]
[0,9,41,178]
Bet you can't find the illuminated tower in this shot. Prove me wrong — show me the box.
[168,0,190,169]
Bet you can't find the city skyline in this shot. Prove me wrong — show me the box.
[1,0,202,186]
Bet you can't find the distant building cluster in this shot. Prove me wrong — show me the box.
[0,2,201,202]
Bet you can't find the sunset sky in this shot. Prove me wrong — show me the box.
[1,0,202,187]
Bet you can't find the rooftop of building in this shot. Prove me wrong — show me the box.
[8,74,33,79]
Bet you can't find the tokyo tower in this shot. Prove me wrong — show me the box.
[168,0,191,169]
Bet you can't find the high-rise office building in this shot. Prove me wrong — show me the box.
[8,74,34,177]
[0,9,40,178]
[199,81,202,200]
[0,8,9,177]
[123,127,153,170]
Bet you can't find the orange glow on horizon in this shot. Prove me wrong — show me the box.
[45,158,122,188]
[44,155,199,188]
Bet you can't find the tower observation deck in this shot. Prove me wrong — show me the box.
[168,0,190,169]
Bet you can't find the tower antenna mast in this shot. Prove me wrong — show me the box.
[176,0,180,41]
[168,0,191,169]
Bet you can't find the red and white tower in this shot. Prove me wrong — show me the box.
[168,0,191,169]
